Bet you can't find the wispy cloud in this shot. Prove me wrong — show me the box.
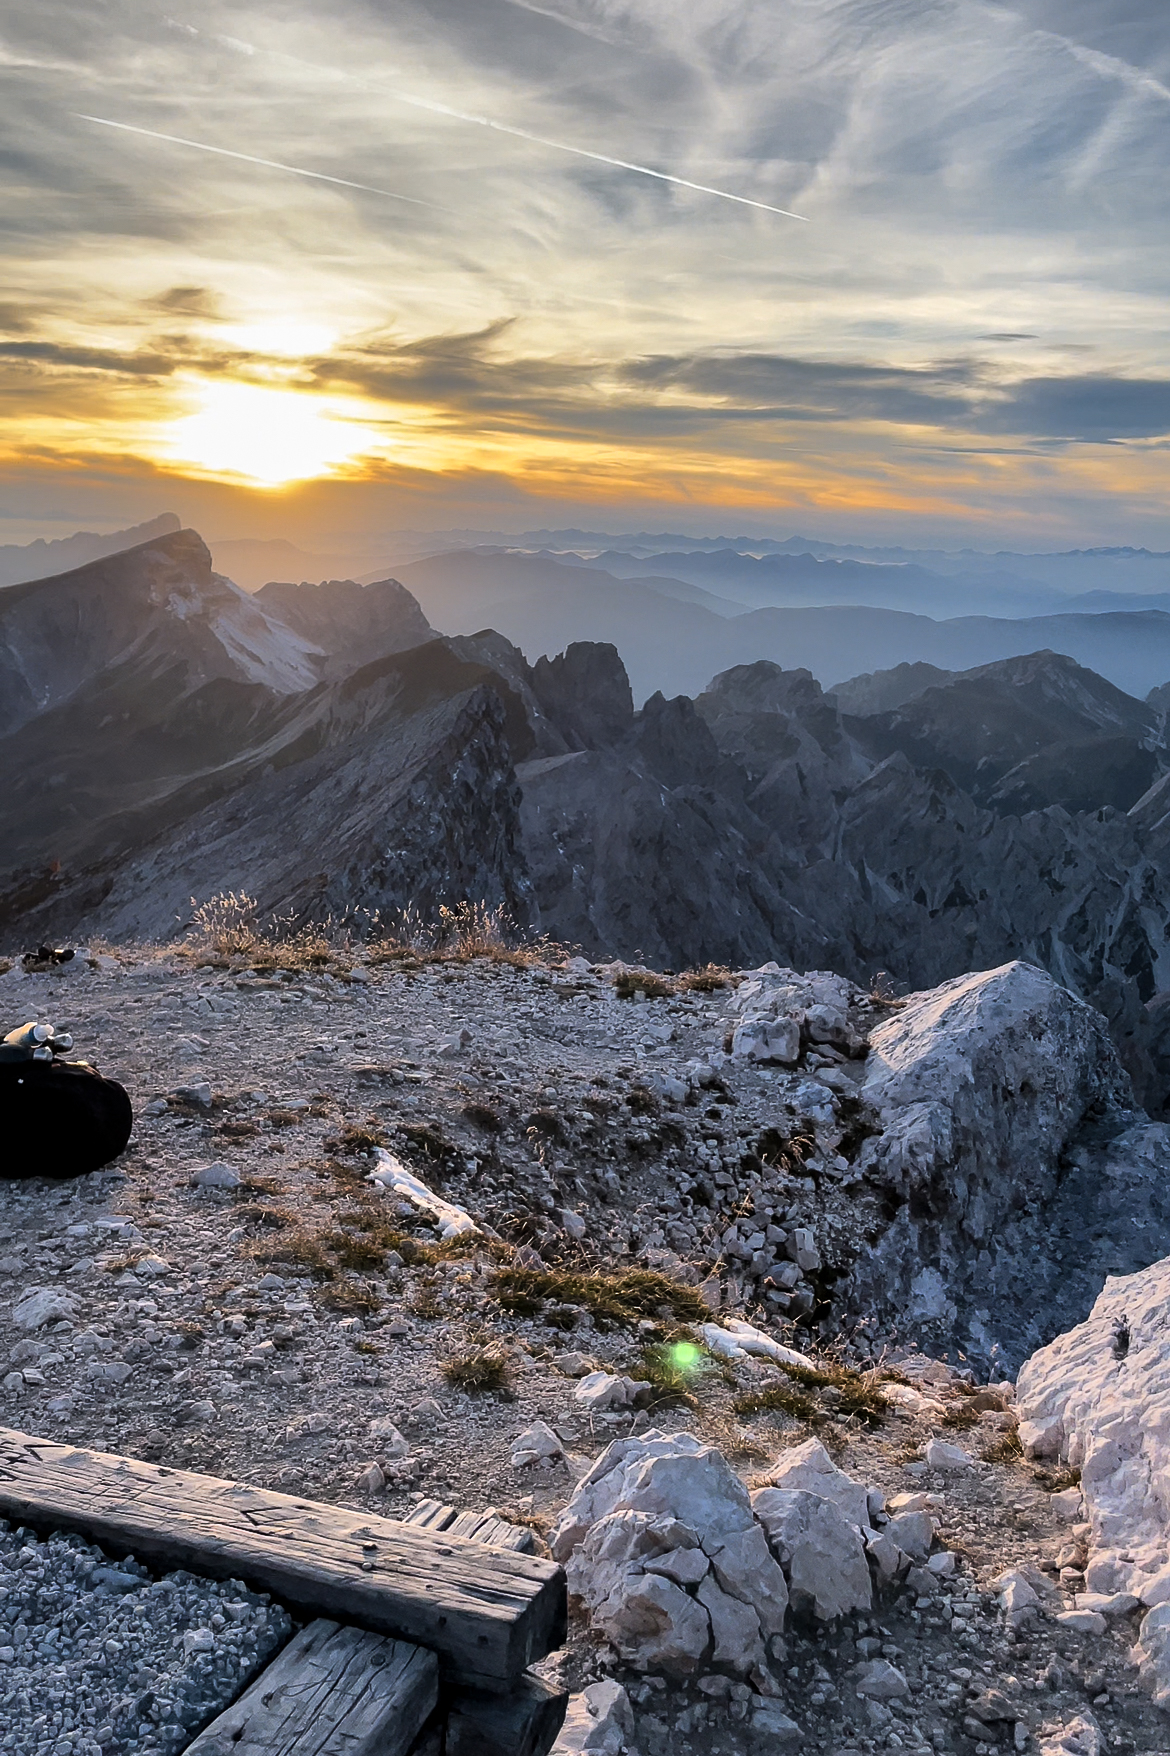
[1,0,1170,546]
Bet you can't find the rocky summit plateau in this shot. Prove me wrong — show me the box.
[8,529,1170,1755]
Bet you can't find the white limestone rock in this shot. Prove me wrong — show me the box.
[550,1431,753,1561]
[705,1522,789,1636]
[1136,1602,1170,1705]
[1037,1713,1101,1756]
[854,1658,910,1700]
[552,1431,789,1677]
[11,1288,77,1331]
[884,1510,934,1562]
[190,1161,241,1190]
[763,1437,872,1531]
[747,1702,802,1746]
[922,1437,973,1471]
[731,1017,800,1066]
[751,1487,873,1620]
[574,1372,652,1413]
[551,1680,640,1755]
[510,1419,565,1468]
[566,1510,713,1673]
[695,1571,766,1672]
[1016,1247,1170,1711]
[846,960,1149,1365]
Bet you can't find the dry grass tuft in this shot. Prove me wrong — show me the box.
[327,1121,388,1157]
[982,1428,1025,1465]
[614,969,675,1001]
[442,1347,511,1393]
[779,1360,889,1424]
[242,1227,336,1279]
[321,1280,382,1315]
[734,1381,821,1424]
[412,1277,444,1320]
[491,1265,707,1329]
[182,891,567,976]
[676,964,737,993]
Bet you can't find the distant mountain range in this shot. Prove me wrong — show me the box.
[382,548,1170,702]
[0,513,181,587]
[7,524,1170,1119]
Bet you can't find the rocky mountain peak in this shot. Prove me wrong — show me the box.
[530,641,635,750]
[254,574,433,677]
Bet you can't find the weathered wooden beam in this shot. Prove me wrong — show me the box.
[0,1428,565,1687]
[401,1502,566,1756]
[402,1498,456,1531]
[446,1508,537,1554]
[403,1499,536,1554]
[444,1670,569,1756]
[184,1620,437,1756]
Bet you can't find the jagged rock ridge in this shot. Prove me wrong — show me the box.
[8,527,1170,1113]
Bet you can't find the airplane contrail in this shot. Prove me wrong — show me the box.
[384,90,809,219]
[165,19,809,221]
[72,113,439,208]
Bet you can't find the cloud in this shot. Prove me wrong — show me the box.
[2,0,1170,546]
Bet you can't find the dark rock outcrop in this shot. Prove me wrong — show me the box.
[530,642,635,751]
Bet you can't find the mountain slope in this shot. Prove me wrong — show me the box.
[0,527,323,740]
[844,650,1164,813]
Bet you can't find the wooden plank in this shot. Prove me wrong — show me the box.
[184,1620,437,1756]
[445,1508,537,1555]
[445,1671,569,1756]
[402,1498,456,1531]
[0,1428,566,1687]
[400,1503,561,1756]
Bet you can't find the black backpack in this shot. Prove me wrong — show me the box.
[0,1058,134,1180]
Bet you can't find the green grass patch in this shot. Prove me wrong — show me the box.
[635,1339,714,1408]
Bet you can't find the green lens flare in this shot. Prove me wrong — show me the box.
[667,1341,703,1376]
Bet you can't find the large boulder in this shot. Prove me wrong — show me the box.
[1016,1253,1170,1703]
[550,1431,754,1561]
[551,1431,784,1679]
[751,1488,873,1621]
[839,961,1170,1369]
[551,1430,887,1678]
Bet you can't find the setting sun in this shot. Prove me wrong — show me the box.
[163,381,377,487]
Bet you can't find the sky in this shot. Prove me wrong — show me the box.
[3,0,1170,552]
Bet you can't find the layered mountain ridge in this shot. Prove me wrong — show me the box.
[7,526,1170,1116]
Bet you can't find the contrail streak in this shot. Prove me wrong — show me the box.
[386,90,809,218]
[165,19,809,221]
[72,114,438,208]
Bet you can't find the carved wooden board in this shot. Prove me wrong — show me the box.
[0,1428,565,1685]
[184,1620,437,1756]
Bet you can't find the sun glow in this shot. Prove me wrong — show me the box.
[163,380,377,486]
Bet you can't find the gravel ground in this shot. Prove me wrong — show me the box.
[0,945,1168,1753]
[0,1519,291,1756]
